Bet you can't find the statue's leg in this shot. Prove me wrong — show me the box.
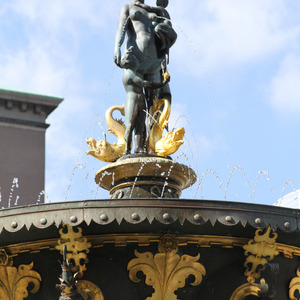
[134,100,146,153]
[160,83,171,103]
[124,94,139,155]
[144,73,160,151]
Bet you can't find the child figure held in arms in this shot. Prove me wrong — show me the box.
[134,0,175,58]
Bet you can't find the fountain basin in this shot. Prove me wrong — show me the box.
[0,199,300,299]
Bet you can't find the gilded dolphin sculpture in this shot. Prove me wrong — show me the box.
[86,105,126,162]
[149,97,185,157]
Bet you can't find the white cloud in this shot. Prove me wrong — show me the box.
[268,54,300,114]
[7,0,119,33]
[0,47,75,96]
[170,0,300,74]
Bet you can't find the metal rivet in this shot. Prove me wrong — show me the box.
[255,218,262,225]
[40,218,47,225]
[194,214,201,222]
[100,214,108,222]
[225,216,232,222]
[163,213,171,221]
[70,216,77,223]
[284,222,290,229]
[11,221,18,229]
[131,213,140,221]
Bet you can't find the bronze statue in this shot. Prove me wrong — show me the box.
[114,0,176,155]
[87,0,184,161]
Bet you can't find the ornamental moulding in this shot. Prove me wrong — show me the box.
[230,227,279,300]
[127,234,206,300]
[0,249,41,300]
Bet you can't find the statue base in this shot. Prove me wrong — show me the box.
[95,156,197,199]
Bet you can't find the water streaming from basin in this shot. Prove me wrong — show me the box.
[8,177,19,208]
[160,164,174,198]
[130,158,154,198]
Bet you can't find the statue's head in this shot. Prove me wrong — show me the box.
[120,46,138,70]
[157,0,168,8]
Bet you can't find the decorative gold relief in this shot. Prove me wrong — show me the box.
[230,279,268,300]
[77,280,105,300]
[149,98,185,157]
[289,269,300,300]
[0,262,41,300]
[127,234,206,300]
[243,226,279,283]
[230,227,278,300]
[3,233,300,259]
[86,104,126,162]
[87,98,184,160]
[0,249,12,267]
[56,225,92,278]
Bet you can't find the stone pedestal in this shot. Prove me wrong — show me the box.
[95,156,197,199]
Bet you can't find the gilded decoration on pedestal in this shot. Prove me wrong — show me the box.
[56,225,92,278]
[148,97,185,157]
[127,234,206,300]
[76,280,104,300]
[0,248,12,266]
[289,269,300,300]
[243,226,279,283]
[87,97,185,162]
[230,280,268,300]
[56,227,104,300]
[230,227,279,299]
[86,104,126,162]
[0,249,41,300]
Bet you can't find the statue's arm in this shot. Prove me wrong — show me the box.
[161,9,170,20]
[134,2,162,14]
[114,5,129,67]
[158,9,172,27]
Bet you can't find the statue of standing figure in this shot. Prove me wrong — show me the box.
[114,0,177,155]
[88,0,194,200]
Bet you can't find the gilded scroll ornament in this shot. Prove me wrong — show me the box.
[0,261,41,300]
[289,269,300,300]
[0,249,12,266]
[230,227,279,299]
[230,279,268,300]
[127,234,206,300]
[243,226,279,283]
[77,280,104,300]
[56,226,92,278]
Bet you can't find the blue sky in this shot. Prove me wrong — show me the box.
[0,0,300,205]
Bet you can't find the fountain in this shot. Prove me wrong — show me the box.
[1,1,300,300]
